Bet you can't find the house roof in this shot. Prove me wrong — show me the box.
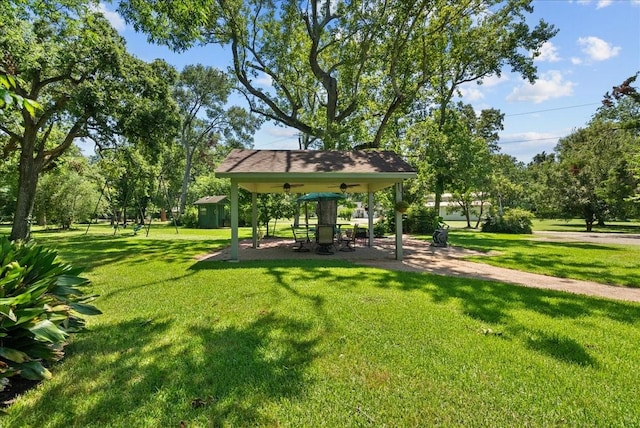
[193,195,227,205]
[215,149,416,193]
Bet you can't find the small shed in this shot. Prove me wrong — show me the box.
[193,196,228,228]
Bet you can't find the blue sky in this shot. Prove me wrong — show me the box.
[100,0,640,163]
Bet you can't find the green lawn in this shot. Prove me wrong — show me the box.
[436,230,640,288]
[3,226,640,426]
[532,218,640,233]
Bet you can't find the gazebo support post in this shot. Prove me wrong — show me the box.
[252,192,258,248]
[230,181,239,261]
[395,182,403,260]
[367,191,374,247]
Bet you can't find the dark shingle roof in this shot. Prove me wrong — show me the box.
[215,149,415,174]
[193,195,227,205]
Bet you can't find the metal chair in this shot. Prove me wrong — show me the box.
[339,225,357,251]
[291,225,310,252]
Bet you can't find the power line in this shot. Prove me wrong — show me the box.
[500,136,563,145]
[505,102,600,117]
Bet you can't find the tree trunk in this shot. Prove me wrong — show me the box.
[474,202,485,229]
[10,149,41,241]
[433,175,445,217]
[584,207,595,232]
[585,219,593,232]
[464,204,471,228]
[179,147,195,214]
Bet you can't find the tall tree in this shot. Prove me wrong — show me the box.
[174,64,261,214]
[0,1,178,240]
[405,102,504,216]
[525,151,561,218]
[119,0,556,149]
[601,73,640,203]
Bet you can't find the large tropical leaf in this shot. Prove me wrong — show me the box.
[29,320,67,344]
[0,347,30,363]
[16,361,52,381]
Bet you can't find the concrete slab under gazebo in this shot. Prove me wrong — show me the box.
[214,149,417,261]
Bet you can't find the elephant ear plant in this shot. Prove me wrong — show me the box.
[0,237,101,388]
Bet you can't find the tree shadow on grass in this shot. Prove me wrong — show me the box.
[9,314,318,427]
[32,234,227,271]
[522,329,598,366]
[191,259,640,369]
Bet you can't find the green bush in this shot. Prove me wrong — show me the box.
[0,238,101,384]
[338,208,353,221]
[405,206,441,234]
[373,221,388,237]
[180,207,199,228]
[482,208,534,234]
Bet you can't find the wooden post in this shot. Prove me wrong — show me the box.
[395,182,403,260]
[230,181,239,261]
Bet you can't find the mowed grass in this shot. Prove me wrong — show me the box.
[2,225,640,426]
[532,218,640,233]
[439,230,640,288]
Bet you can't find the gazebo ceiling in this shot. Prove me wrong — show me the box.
[215,149,417,194]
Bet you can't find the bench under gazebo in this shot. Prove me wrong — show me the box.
[215,149,417,261]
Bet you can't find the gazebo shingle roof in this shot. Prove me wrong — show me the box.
[216,149,416,174]
[215,149,416,193]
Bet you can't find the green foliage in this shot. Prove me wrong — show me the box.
[174,64,261,213]
[0,237,100,383]
[0,68,40,116]
[373,221,388,238]
[179,206,199,228]
[394,200,410,212]
[34,154,101,228]
[338,208,353,221]
[525,75,639,230]
[119,0,556,149]
[405,206,440,234]
[2,3,179,241]
[482,208,534,234]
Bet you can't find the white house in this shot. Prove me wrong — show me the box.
[425,193,489,221]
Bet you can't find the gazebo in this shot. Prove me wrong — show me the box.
[215,149,417,261]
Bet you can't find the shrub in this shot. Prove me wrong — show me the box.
[180,207,199,228]
[373,221,388,237]
[338,208,353,221]
[482,208,534,234]
[405,206,441,234]
[0,238,101,384]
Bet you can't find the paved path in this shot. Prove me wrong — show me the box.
[361,239,640,303]
[200,235,640,303]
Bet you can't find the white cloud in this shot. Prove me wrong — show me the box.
[596,0,613,8]
[93,3,126,31]
[499,132,562,162]
[574,0,613,7]
[577,36,621,61]
[479,74,510,87]
[264,126,299,138]
[506,71,575,104]
[254,73,273,87]
[460,86,484,102]
[536,42,561,62]
[571,57,583,65]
